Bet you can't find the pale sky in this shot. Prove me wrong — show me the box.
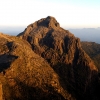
[0,0,100,28]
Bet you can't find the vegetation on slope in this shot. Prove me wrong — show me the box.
[81,41,100,72]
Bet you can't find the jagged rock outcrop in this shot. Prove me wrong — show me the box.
[18,16,99,99]
[0,33,75,100]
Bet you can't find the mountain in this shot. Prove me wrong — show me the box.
[18,16,99,100]
[0,33,73,100]
[0,16,100,100]
[69,28,100,44]
[81,41,100,72]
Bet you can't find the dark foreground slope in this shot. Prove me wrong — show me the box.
[0,33,75,100]
[81,42,100,72]
[18,16,99,100]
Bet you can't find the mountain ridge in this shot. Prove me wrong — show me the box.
[0,33,71,100]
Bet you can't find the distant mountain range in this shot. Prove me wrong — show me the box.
[69,28,100,44]
[0,26,100,44]
[0,26,25,36]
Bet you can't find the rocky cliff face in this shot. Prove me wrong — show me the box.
[18,16,99,99]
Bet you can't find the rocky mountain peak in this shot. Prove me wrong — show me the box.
[45,16,60,27]
[28,16,60,30]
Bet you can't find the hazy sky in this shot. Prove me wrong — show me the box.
[0,0,100,28]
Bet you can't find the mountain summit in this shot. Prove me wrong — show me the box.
[34,16,60,28]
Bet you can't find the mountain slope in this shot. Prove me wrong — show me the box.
[0,33,74,100]
[18,16,98,99]
[81,41,100,72]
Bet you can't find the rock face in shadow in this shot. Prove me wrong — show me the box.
[18,16,99,100]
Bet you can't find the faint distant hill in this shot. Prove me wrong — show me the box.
[0,26,25,36]
[69,28,100,44]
